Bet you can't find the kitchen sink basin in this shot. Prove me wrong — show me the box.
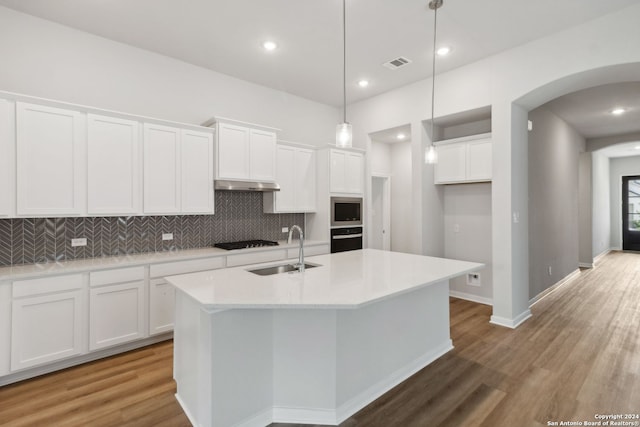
[248,262,320,276]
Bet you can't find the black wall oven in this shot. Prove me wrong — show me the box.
[331,226,363,253]
[330,197,363,227]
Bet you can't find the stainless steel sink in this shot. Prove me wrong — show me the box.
[248,262,320,276]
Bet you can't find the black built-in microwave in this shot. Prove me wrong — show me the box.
[330,197,363,227]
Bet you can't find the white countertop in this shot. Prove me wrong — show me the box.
[0,240,328,281]
[166,249,484,309]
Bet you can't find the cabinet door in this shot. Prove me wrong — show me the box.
[217,123,249,180]
[295,148,316,211]
[434,143,466,184]
[149,279,176,335]
[181,129,214,214]
[16,102,84,216]
[0,99,13,217]
[273,145,296,212]
[11,290,85,371]
[345,152,364,194]
[89,281,145,350]
[0,282,10,375]
[330,150,347,193]
[87,114,140,215]
[249,129,276,181]
[144,123,181,214]
[466,139,492,181]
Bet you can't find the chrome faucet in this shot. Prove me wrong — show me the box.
[288,225,305,272]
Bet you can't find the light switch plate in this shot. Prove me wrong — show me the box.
[162,233,174,241]
[282,227,289,233]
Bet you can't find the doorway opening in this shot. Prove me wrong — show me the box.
[622,175,640,251]
[371,175,390,251]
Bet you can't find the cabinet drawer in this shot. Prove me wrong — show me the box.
[90,266,145,287]
[226,249,287,267]
[287,244,329,259]
[150,257,225,278]
[13,274,84,298]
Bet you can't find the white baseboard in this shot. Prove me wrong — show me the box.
[594,248,612,265]
[175,393,201,427]
[271,341,454,426]
[529,268,581,307]
[449,290,493,306]
[578,262,594,268]
[490,309,532,329]
[235,408,274,427]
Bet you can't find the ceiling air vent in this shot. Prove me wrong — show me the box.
[383,56,412,70]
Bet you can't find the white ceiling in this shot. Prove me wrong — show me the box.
[542,82,640,157]
[370,124,412,144]
[0,0,638,107]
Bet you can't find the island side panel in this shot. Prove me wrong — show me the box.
[272,310,338,424]
[335,280,453,420]
[174,291,275,427]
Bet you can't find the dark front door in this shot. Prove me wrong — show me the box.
[622,175,640,251]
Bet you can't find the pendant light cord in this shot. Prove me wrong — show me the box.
[430,2,438,143]
[343,0,347,123]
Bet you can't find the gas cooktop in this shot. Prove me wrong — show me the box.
[214,240,279,250]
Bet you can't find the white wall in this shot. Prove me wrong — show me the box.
[591,151,611,258]
[527,107,585,300]
[350,3,640,327]
[370,142,391,175]
[444,183,493,304]
[0,7,338,145]
[609,156,640,249]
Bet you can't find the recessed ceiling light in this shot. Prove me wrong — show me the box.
[634,146,640,150]
[437,46,451,56]
[262,41,278,51]
[358,79,370,88]
[611,107,626,115]
[396,133,406,140]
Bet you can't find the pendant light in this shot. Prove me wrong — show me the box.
[336,0,352,148]
[425,0,442,164]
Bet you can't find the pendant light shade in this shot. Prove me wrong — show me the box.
[336,122,353,148]
[425,0,443,164]
[425,144,437,164]
[336,0,352,148]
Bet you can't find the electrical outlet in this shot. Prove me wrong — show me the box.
[282,227,289,233]
[547,266,552,276]
[467,273,481,287]
[71,238,87,247]
[162,233,174,241]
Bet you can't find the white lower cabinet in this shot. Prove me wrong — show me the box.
[89,268,145,351]
[11,274,86,371]
[0,282,11,375]
[149,257,225,335]
[149,279,175,335]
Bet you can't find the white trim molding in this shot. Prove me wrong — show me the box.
[529,268,581,307]
[490,310,532,329]
[449,290,493,306]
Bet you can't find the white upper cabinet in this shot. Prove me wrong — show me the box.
[330,149,364,195]
[264,144,316,213]
[215,120,277,182]
[181,129,214,214]
[143,123,181,214]
[0,99,13,217]
[144,124,214,215]
[249,129,276,181]
[87,114,140,215]
[16,102,85,216]
[434,133,492,184]
[217,123,249,180]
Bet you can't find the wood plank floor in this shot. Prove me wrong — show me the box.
[1,251,639,426]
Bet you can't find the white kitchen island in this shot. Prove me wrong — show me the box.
[166,249,483,427]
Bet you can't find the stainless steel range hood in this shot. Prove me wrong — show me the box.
[214,180,280,192]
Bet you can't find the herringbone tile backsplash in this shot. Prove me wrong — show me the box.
[0,192,304,266]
